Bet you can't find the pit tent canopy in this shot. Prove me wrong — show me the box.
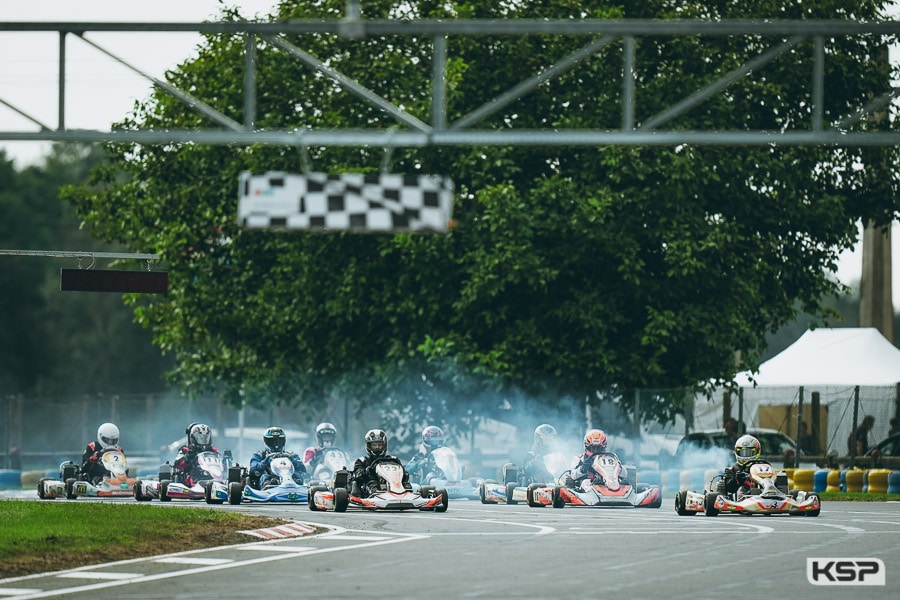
[735,327,900,387]
[695,328,897,454]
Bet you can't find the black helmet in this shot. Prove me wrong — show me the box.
[365,429,388,458]
[315,422,337,448]
[264,427,286,453]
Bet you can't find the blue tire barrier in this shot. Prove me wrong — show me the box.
[813,468,829,493]
[0,469,22,489]
[888,471,900,495]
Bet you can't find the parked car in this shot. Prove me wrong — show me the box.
[673,428,807,469]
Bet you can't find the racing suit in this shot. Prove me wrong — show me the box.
[722,460,767,496]
[173,445,219,487]
[302,446,329,473]
[566,450,628,489]
[520,446,553,485]
[352,454,410,496]
[249,448,306,488]
[81,441,124,483]
[405,444,436,484]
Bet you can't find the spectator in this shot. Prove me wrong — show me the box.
[889,417,898,438]
[798,421,816,454]
[848,415,876,456]
[724,418,740,443]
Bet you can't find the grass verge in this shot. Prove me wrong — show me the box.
[818,491,897,501]
[0,499,297,579]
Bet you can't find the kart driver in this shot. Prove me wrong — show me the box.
[249,426,307,488]
[565,428,629,489]
[303,422,338,472]
[520,423,558,484]
[722,434,765,495]
[352,429,411,496]
[173,423,218,487]
[405,425,444,483]
[81,422,123,483]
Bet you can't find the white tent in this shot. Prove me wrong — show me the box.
[735,328,900,387]
[694,328,897,454]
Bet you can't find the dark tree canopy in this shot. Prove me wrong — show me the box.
[63,0,900,423]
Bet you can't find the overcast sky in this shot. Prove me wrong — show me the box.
[1,1,897,300]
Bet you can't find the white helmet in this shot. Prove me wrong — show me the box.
[97,423,119,449]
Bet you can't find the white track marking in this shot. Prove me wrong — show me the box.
[0,589,42,596]
[153,557,234,565]
[57,572,142,580]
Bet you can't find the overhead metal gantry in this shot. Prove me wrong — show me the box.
[2,15,900,148]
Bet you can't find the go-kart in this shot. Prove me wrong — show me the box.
[309,458,448,512]
[133,450,232,504]
[210,452,309,504]
[38,450,137,499]
[479,451,569,504]
[307,448,353,486]
[674,461,821,517]
[411,446,482,500]
[527,452,662,508]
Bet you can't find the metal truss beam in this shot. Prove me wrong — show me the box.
[1,19,899,148]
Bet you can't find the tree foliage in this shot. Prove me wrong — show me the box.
[63,0,900,423]
[0,145,171,396]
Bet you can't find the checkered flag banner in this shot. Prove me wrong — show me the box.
[238,171,455,233]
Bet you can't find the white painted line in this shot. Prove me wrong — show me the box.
[321,535,392,541]
[0,589,43,597]
[57,572,141,580]
[239,545,317,553]
[154,557,234,566]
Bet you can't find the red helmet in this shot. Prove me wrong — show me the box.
[583,429,607,454]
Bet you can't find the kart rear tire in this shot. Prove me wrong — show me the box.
[507,482,519,505]
[308,485,326,511]
[479,482,488,504]
[37,478,50,500]
[805,493,821,517]
[526,483,543,508]
[65,478,77,500]
[228,481,243,505]
[705,492,719,517]
[134,480,150,502]
[551,486,565,509]
[334,487,349,512]
[435,488,449,513]
[675,490,690,516]
[159,480,172,502]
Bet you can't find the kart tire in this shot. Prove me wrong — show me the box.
[204,481,224,504]
[551,486,565,509]
[705,492,719,517]
[159,480,172,502]
[419,485,436,499]
[334,487,349,512]
[65,478,77,500]
[526,483,543,508]
[805,493,821,517]
[435,488,449,513]
[37,478,50,500]
[228,481,243,505]
[507,482,519,505]
[675,490,690,516]
[134,480,150,502]
[479,482,488,504]
[308,486,326,511]
[646,488,663,509]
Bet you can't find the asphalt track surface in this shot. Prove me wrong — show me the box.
[1,496,898,599]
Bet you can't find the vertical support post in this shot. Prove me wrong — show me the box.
[58,32,66,130]
[737,387,745,434]
[849,385,860,467]
[795,386,804,457]
[244,33,257,130]
[812,36,823,131]
[633,388,641,437]
[622,36,634,130]
[432,34,447,131]
[810,391,821,454]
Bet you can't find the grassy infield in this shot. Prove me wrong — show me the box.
[0,491,894,578]
[0,500,289,578]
